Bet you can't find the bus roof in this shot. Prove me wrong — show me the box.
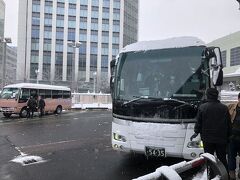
[4,83,71,91]
[120,36,205,53]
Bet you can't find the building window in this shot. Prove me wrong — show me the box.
[230,47,240,66]
[90,54,97,71]
[32,25,40,38]
[79,42,87,54]
[43,39,52,51]
[68,28,76,41]
[113,0,120,9]
[44,27,52,39]
[91,18,98,30]
[56,19,64,27]
[56,27,64,39]
[102,7,109,19]
[43,51,51,64]
[57,7,65,15]
[80,5,88,17]
[101,43,108,55]
[32,4,40,13]
[32,14,40,25]
[113,9,120,20]
[90,42,98,54]
[91,30,98,42]
[31,39,39,51]
[91,6,99,18]
[102,19,109,31]
[113,20,120,32]
[112,32,120,44]
[80,0,88,6]
[44,14,52,26]
[112,44,119,56]
[31,51,39,63]
[221,50,227,67]
[79,29,87,41]
[92,0,99,6]
[68,6,76,16]
[30,63,39,79]
[103,0,110,7]
[45,3,53,14]
[101,55,108,71]
[102,31,109,43]
[68,20,76,28]
[79,54,86,70]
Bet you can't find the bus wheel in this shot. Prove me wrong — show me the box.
[20,107,28,118]
[55,106,62,114]
[3,113,12,118]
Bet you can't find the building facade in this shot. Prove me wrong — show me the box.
[208,31,240,91]
[17,0,138,92]
[0,0,5,88]
[5,46,17,85]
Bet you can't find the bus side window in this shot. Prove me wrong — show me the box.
[19,88,30,103]
[30,89,38,98]
[45,90,51,99]
[39,89,46,99]
[52,90,62,99]
[63,91,71,99]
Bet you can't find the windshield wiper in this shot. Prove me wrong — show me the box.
[122,96,163,106]
[165,98,196,110]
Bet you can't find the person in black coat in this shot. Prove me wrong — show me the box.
[191,88,231,171]
[27,96,37,118]
[38,96,46,117]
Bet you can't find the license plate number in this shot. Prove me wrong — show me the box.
[145,147,165,157]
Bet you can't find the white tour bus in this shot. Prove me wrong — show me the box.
[110,37,223,160]
[0,83,71,118]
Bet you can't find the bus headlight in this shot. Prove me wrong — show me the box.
[187,140,203,148]
[113,133,126,142]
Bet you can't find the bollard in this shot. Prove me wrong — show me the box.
[133,153,228,180]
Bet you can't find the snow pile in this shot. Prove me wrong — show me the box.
[11,154,47,166]
[121,37,205,53]
[192,168,207,180]
[72,103,112,109]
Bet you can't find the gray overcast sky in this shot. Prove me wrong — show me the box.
[3,0,240,46]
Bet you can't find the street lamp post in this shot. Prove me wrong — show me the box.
[67,41,81,92]
[93,71,97,93]
[0,37,12,89]
[35,69,40,84]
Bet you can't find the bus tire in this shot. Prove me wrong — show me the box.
[3,113,12,118]
[20,107,28,118]
[55,106,62,114]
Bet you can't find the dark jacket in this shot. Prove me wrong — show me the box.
[27,98,37,109]
[194,99,231,144]
[228,103,240,142]
[38,99,45,108]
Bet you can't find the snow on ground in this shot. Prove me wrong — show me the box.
[71,103,112,109]
[11,154,47,166]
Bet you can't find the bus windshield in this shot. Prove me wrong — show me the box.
[115,46,208,101]
[0,88,19,99]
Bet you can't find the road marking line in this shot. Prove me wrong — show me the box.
[20,139,79,149]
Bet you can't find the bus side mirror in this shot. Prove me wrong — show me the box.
[110,59,116,95]
[207,47,223,87]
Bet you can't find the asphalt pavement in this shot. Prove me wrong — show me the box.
[0,110,202,180]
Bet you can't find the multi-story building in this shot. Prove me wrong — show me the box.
[0,0,5,88]
[5,46,17,85]
[208,31,240,90]
[17,0,139,92]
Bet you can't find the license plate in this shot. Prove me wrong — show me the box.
[145,146,165,157]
